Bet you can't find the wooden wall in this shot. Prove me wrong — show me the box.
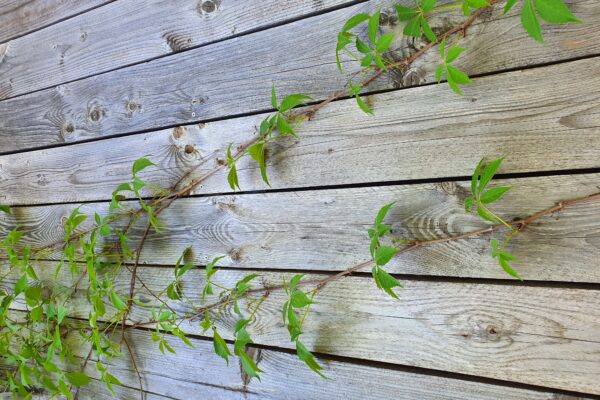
[1,0,599,398]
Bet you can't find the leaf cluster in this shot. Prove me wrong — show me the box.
[368,203,403,299]
[505,0,580,43]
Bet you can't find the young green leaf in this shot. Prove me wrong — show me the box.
[395,5,417,21]
[212,327,232,365]
[480,186,511,204]
[271,85,278,109]
[522,0,543,42]
[342,13,370,32]
[65,373,91,387]
[247,142,270,187]
[132,157,155,176]
[355,94,373,115]
[296,340,326,378]
[372,266,402,299]
[279,94,312,113]
[376,34,395,53]
[0,205,10,214]
[290,290,312,308]
[374,246,398,267]
[533,0,580,24]
[368,11,380,44]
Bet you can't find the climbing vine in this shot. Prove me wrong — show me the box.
[0,0,590,398]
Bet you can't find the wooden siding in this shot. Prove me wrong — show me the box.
[1,0,599,399]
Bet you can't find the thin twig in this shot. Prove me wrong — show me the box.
[122,335,144,400]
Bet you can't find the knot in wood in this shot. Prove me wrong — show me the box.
[198,0,219,15]
[184,144,195,154]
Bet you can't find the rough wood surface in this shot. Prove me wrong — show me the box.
[1,57,599,205]
[0,0,597,153]
[0,0,355,100]
[1,173,599,282]
[4,267,600,394]
[4,313,586,400]
[0,0,109,43]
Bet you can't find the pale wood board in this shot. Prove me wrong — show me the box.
[3,267,600,394]
[0,0,355,99]
[0,0,109,43]
[1,173,600,282]
[0,0,597,152]
[2,313,586,400]
[1,57,599,206]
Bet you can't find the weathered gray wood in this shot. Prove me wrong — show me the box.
[1,173,600,282]
[1,57,599,205]
[4,267,600,394]
[0,0,597,152]
[0,0,109,43]
[4,312,584,400]
[0,0,355,100]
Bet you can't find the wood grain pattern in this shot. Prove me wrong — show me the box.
[0,0,355,100]
[0,0,597,152]
[0,0,109,43]
[4,267,600,394]
[5,312,585,400]
[1,173,599,282]
[1,57,599,205]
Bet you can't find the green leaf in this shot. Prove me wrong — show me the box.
[404,17,421,37]
[471,158,483,195]
[504,0,518,13]
[464,197,475,213]
[239,351,264,380]
[227,164,240,191]
[247,142,270,187]
[422,0,437,11]
[435,64,444,83]
[522,0,543,43]
[446,65,471,85]
[373,266,402,299]
[110,291,127,311]
[498,255,523,281]
[446,47,465,63]
[420,17,437,42]
[279,94,312,113]
[276,114,296,137]
[336,32,353,71]
[395,5,417,21]
[356,38,371,54]
[65,373,91,387]
[342,13,370,32]
[290,290,312,308]
[200,312,212,332]
[296,340,326,378]
[376,34,395,53]
[166,282,182,300]
[0,205,10,214]
[533,0,580,23]
[478,157,504,194]
[374,246,398,266]
[15,274,28,295]
[368,11,380,44]
[212,327,232,365]
[476,204,496,222]
[467,0,490,9]
[271,85,278,109]
[132,157,155,176]
[289,274,305,291]
[375,202,394,226]
[374,54,386,71]
[480,186,511,204]
[361,53,374,67]
[355,94,373,115]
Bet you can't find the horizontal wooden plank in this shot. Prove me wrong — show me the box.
[0,0,355,100]
[0,0,109,43]
[0,0,597,152]
[1,57,599,206]
[0,174,600,282]
[4,267,600,394]
[4,312,584,400]
[1,173,599,282]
